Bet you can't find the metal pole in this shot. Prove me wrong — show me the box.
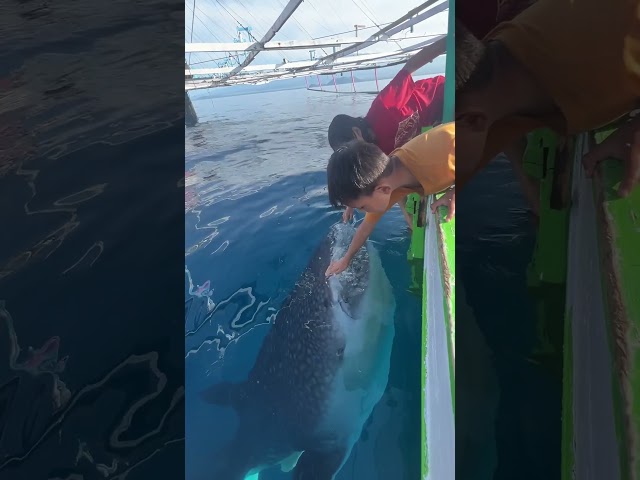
[354,25,365,55]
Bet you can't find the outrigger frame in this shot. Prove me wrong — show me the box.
[185,0,448,90]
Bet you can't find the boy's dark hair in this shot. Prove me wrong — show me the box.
[327,140,391,207]
[455,19,513,103]
[327,115,375,150]
[455,19,491,94]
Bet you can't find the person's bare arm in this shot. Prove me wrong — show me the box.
[404,36,447,74]
[504,137,540,215]
[326,219,377,276]
[431,187,456,222]
[583,116,640,197]
[397,199,413,229]
[344,220,376,261]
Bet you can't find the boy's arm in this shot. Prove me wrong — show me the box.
[403,36,447,74]
[373,37,446,112]
[325,219,378,276]
[430,186,456,222]
[344,219,377,262]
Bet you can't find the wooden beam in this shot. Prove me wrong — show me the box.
[185,34,441,53]
[314,0,446,64]
[186,37,361,53]
[184,54,419,91]
[186,39,436,77]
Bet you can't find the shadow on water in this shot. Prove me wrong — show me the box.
[456,157,564,480]
[0,1,184,479]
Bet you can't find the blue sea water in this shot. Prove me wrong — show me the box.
[184,77,563,480]
[185,80,425,479]
[0,2,185,477]
[457,157,563,480]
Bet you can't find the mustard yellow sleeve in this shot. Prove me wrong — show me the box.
[488,0,637,133]
[415,123,456,195]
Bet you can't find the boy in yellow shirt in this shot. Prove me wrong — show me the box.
[455,0,640,197]
[325,122,455,276]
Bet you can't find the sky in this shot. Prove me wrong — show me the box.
[185,0,449,68]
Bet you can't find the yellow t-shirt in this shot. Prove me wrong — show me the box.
[460,0,640,188]
[363,122,455,224]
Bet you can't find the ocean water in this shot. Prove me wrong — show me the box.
[185,79,424,479]
[457,157,564,480]
[0,2,185,478]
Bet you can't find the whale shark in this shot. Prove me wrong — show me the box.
[200,225,396,480]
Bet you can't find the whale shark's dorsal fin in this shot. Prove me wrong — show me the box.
[200,381,246,409]
[292,447,348,480]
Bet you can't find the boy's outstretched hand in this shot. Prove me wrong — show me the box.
[325,257,350,277]
[431,188,455,222]
[342,206,355,223]
[583,117,640,197]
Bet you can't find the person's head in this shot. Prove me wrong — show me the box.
[327,140,394,213]
[328,115,377,151]
[455,19,520,164]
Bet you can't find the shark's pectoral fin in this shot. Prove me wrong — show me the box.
[280,451,303,472]
[291,447,348,480]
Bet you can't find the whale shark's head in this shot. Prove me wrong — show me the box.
[325,224,371,319]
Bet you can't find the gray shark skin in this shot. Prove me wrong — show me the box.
[200,226,395,480]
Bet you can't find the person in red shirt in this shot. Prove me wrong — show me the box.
[327,36,447,226]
